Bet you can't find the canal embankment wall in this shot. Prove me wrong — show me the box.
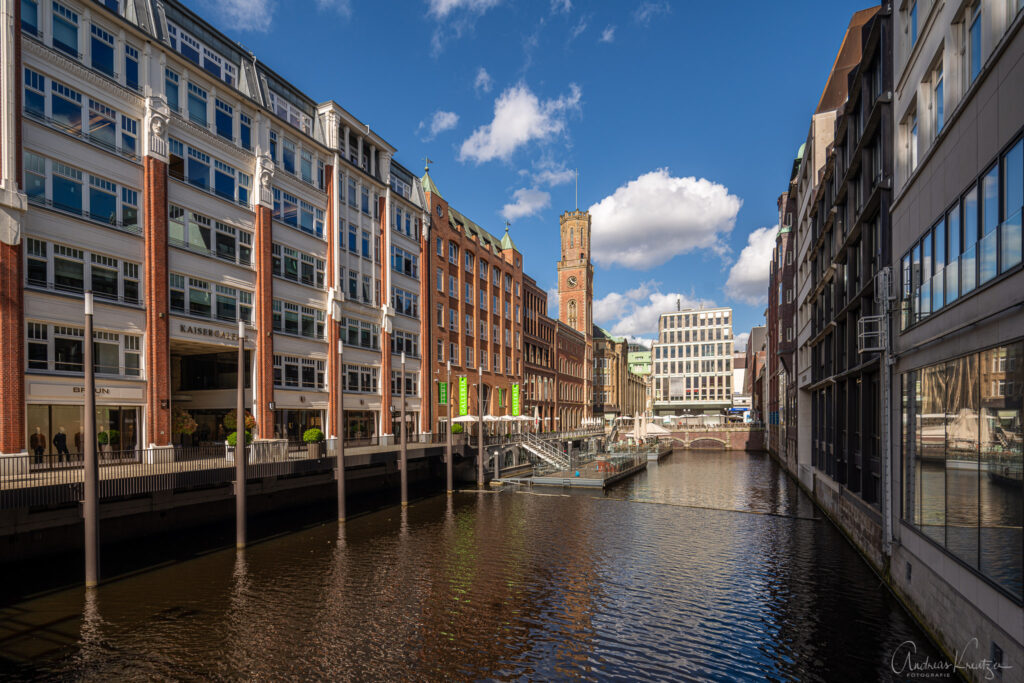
[0,446,453,564]
[767,449,1023,682]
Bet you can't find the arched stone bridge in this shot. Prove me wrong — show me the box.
[667,427,764,452]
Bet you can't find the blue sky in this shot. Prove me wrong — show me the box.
[187,0,873,347]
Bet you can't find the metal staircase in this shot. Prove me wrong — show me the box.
[521,433,570,470]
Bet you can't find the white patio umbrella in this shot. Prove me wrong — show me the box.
[452,415,478,422]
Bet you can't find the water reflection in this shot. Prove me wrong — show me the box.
[1,450,944,681]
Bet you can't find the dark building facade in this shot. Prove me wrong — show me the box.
[806,6,890,505]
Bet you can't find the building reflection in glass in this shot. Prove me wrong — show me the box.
[902,341,1023,599]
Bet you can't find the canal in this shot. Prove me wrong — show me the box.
[0,450,947,681]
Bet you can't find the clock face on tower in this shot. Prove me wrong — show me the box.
[567,275,578,288]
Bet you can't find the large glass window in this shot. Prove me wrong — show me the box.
[969,3,982,84]
[165,69,180,112]
[980,165,999,284]
[52,161,83,214]
[187,82,207,127]
[21,0,39,37]
[215,99,233,141]
[1004,140,1023,272]
[87,99,116,150]
[51,81,82,133]
[124,45,139,90]
[90,24,114,77]
[51,2,79,58]
[903,344,1022,600]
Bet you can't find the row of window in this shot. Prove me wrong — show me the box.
[269,130,325,188]
[391,245,418,279]
[345,224,377,261]
[654,360,733,376]
[390,371,419,397]
[23,68,138,159]
[167,70,253,152]
[901,136,1023,329]
[659,312,731,330]
[341,267,380,307]
[271,300,325,339]
[25,151,140,233]
[168,138,251,208]
[654,343,734,360]
[26,238,140,305]
[27,322,141,376]
[392,203,417,238]
[170,274,252,324]
[391,287,419,318]
[271,244,325,289]
[272,188,325,238]
[166,20,237,88]
[436,237,520,295]
[170,206,252,266]
[436,272,519,320]
[345,177,376,216]
[341,318,379,351]
[434,338,516,374]
[273,355,325,390]
[434,304,518,346]
[23,1,140,91]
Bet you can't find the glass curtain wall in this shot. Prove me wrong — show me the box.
[903,342,1023,599]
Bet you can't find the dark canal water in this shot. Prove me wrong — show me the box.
[0,450,948,681]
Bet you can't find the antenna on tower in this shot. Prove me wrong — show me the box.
[575,169,579,210]
[676,298,681,312]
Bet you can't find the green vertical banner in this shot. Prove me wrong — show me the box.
[438,381,448,406]
[511,383,521,416]
[458,376,469,416]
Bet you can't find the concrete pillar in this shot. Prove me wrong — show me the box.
[379,195,392,437]
[143,157,171,445]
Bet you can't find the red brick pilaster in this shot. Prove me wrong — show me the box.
[254,205,274,438]
[1,0,26,454]
[324,166,339,437]
[378,196,392,435]
[143,157,171,445]
[0,242,24,453]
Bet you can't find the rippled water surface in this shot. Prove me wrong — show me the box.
[0,450,944,681]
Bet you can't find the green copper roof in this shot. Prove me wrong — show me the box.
[421,170,442,199]
[447,206,504,254]
[796,142,806,160]
[501,228,516,251]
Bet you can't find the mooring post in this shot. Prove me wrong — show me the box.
[337,340,346,521]
[477,366,484,489]
[236,319,246,549]
[446,361,453,495]
[400,352,408,506]
[83,292,99,587]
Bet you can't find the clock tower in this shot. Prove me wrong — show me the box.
[557,209,593,336]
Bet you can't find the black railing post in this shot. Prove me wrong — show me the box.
[337,340,346,522]
[400,353,408,507]
[446,362,453,495]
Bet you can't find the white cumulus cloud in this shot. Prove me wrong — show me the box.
[725,225,779,305]
[733,332,750,352]
[474,67,493,94]
[459,82,581,164]
[547,287,559,317]
[600,25,616,42]
[551,0,571,12]
[502,188,551,221]
[418,110,459,141]
[589,169,742,269]
[533,157,575,186]
[607,291,714,337]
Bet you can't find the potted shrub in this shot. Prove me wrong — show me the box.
[303,428,325,458]
[452,423,464,434]
[225,430,251,462]
[173,407,198,445]
[224,409,257,436]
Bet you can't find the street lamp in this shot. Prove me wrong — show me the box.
[477,364,484,489]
